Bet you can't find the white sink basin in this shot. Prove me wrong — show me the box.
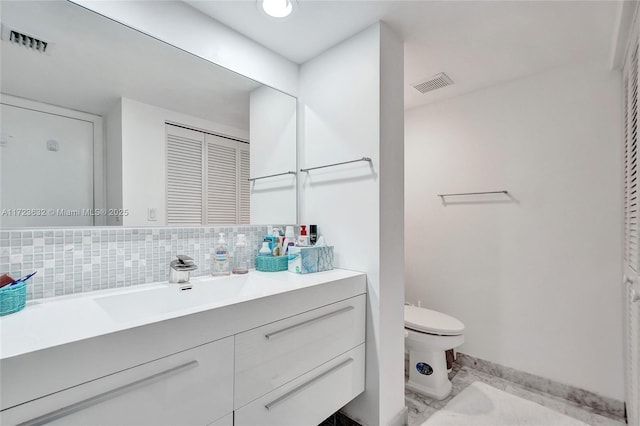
[93,274,259,323]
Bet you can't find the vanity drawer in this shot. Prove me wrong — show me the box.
[234,294,365,408]
[0,336,234,426]
[235,343,365,426]
[208,413,233,426]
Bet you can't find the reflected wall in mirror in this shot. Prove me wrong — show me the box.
[0,0,296,228]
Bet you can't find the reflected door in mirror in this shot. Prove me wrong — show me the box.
[1,103,94,227]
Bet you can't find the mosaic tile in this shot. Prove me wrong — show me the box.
[0,225,287,300]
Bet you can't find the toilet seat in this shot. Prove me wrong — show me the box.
[404,305,464,336]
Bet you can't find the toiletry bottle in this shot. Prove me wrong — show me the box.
[264,228,276,251]
[212,233,230,276]
[283,225,295,254]
[232,234,249,274]
[272,236,284,256]
[259,241,272,256]
[309,225,318,245]
[297,225,309,246]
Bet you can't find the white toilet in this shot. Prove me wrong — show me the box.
[404,305,465,400]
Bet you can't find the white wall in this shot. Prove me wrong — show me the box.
[71,0,298,97]
[105,100,123,226]
[109,97,248,226]
[405,61,624,401]
[249,86,297,224]
[298,23,405,426]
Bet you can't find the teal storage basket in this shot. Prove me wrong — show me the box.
[256,255,288,272]
[0,280,27,316]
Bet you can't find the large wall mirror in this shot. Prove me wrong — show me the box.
[0,0,297,228]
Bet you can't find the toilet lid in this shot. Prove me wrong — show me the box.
[404,305,464,336]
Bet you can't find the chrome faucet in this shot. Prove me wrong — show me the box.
[169,255,198,283]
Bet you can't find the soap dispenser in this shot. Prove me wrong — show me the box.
[212,233,230,276]
[232,234,249,274]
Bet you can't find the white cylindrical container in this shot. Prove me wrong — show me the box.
[232,234,249,274]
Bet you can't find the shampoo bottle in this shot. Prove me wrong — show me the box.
[212,233,230,276]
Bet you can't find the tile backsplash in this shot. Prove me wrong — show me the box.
[0,226,274,300]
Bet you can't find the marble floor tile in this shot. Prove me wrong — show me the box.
[406,366,626,426]
[455,353,625,419]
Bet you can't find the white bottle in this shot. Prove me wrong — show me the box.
[259,241,272,256]
[212,233,230,276]
[283,225,296,254]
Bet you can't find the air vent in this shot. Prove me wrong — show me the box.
[411,72,454,94]
[5,29,48,53]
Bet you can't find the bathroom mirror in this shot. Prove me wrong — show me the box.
[0,0,297,228]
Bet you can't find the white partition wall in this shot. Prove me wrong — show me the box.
[298,22,406,426]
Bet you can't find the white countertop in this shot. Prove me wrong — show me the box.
[0,269,365,360]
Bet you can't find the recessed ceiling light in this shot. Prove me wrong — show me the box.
[262,0,292,18]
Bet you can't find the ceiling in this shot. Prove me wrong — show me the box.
[186,0,620,110]
[0,0,261,130]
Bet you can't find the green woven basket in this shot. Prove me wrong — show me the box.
[256,255,288,272]
[0,280,27,316]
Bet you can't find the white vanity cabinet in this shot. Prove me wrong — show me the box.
[0,337,235,426]
[0,270,367,426]
[235,294,366,409]
[208,413,234,426]
[235,344,365,426]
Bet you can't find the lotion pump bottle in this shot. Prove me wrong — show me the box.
[212,233,230,276]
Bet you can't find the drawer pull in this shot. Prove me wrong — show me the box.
[19,360,199,426]
[265,357,354,411]
[265,306,355,340]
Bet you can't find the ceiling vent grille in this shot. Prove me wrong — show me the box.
[411,72,454,94]
[5,29,48,53]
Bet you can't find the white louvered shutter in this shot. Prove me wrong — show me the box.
[166,125,204,225]
[239,143,250,224]
[206,134,238,224]
[625,44,639,272]
[623,14,640,426]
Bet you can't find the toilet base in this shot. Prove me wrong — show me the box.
[406,377,452,400]
[406,347,452,400]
